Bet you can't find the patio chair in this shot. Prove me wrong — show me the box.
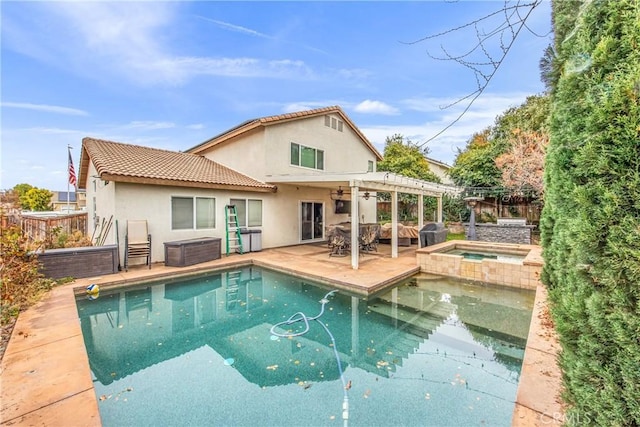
[359,225,379,253]
[124,220,151,271]
[328,228,350,257]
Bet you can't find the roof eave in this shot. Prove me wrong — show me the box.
[97,174,278,193]
[187,120,262,155]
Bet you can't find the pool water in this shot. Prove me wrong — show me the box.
[445,249,525,263]
[76,267,535,427]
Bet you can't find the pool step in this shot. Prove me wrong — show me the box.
[367,302,449,340]
[356,302,450,376]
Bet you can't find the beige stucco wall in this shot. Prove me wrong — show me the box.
[86,180,375,266]
[85,162,117,245]
[202,128,267,180]
[203,114,378,180]
[85,112,379,265]
[426,159,453,185]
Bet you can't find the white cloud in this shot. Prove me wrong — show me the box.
[354,100,399,115]
[360,92,537,165]
[19,127,85,135]
[2,3,317,87]
[1,102,89,116]
[282,102,333,113]
[336,68,372,81]
[122,121,176,131]
[196,17,272,39]
[197,16,328,55]
[186,124,205,130]
[134,56,314,85]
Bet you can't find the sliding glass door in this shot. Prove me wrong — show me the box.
[301,202,323,241]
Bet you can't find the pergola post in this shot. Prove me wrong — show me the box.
[418,194,424,247]
[437,195,443,223]
[350,185,359,269]
[391,190,398,258]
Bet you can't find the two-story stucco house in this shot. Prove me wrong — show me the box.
[79,106,454,269]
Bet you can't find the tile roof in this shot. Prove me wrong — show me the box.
[187,105,383,160]
[78,137,277,192]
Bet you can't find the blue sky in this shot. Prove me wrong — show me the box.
[1,1,551,191]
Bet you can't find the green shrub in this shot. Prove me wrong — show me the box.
[0,225,55,325]
[540,0,640,424]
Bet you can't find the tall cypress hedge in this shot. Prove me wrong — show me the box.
[540,0,640,425]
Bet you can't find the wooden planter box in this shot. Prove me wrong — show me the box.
[164,237,221,267]
[37,245,119,279]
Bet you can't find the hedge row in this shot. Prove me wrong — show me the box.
[540,0,640,425]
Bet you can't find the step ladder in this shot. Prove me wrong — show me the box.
[225,205,244,255]
[225,270,241,310]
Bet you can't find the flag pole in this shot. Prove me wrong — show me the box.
[67,145,74,213]
[67,146,71,213]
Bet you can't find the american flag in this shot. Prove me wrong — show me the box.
[68,148,77,187]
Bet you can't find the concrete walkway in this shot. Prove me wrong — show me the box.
[0,243,562,426]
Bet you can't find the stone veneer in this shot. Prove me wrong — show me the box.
[416,240,543,290]
[463,223,536,244]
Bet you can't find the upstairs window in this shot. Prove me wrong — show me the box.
[291,142,324,170]
[368,160,374,172]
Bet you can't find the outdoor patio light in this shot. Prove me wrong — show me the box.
[329,187,344,200]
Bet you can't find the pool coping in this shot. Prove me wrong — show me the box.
[0,245,563,426]
[418,240,543,266]
[511,285,565,426]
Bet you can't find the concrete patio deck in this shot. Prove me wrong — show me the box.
[0,242,562,426]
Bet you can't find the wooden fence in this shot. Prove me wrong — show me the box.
[18,212,88,247]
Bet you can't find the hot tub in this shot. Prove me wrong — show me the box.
[416,240,542,289]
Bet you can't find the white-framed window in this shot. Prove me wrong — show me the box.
[368,160,374,172]
[290,142,324,170]
[230,198,262,227]
[171,196,215,230]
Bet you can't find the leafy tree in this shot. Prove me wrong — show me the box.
[377,134,440,183]
[19,188,53,211]
[376,134,442,223]
[12,183,33,199]
[448,129,502,188]
[449,94,550,195]
[491,94,550,142]
[540,0,640,425]
[1,183,34,209]
[495,129,548,197]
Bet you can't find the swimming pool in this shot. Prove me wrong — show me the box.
[76,266,535,426]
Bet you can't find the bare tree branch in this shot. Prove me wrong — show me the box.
[401,0,546,148]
